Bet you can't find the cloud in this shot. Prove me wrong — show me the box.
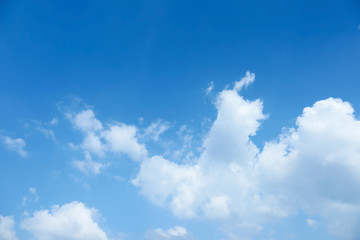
[36,127,56,141]
[103,124,147,161]
[142,119,170,141]
[0,215,18,240]
[66,108,147,173]
[133,155,203,218]
[82,132,105,157]
[72,152,108,175]
[133,72,360,239]
[72,109,103,133]
[134,72,268,220]
[171,125,195,162]
[306,219,317,228]
[21,201,109,240]
[30,118,59,141]
[258,97,360,239]
[55,73,360,239]
[233,71,255,91]
[206,81,214,95]
[22,187,39,206]
[50,118,58,126]
[145,226,188,240]
[1,136,27,156]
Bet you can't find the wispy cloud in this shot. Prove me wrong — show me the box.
[72,152,109,175]
[1,135,27,156]
[142,119,170,141]
[205,81,214,95]
[146,226,188,240]
[22,187,39,206]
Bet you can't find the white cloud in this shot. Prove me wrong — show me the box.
[72,109,103,133]
[145,226,188,240]
[206,81,214,95]
[1,136,27,157]
[258,97,360,239]
[133,155,203,218]
[133,72,360,239]
[36,127,56,141]
[82,132,105,156]
[50,118,58,126]
[233,71,255,91]
[67,108,147,173]
[21,201,109,240]
[201,76,266,165]
[306,219,317,227]
[72,152,108,175]
[171,125,196,163]
[22,187,39,206]
[203,195,231,219]
[103,124,147,161]
[0,215,18,240]
[142,119,170,141]
[31,118,58,141]
[134,72,269,221]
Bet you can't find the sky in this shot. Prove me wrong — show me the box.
[1,1,360,239]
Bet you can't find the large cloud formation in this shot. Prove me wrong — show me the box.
[258,97,360,239]
[63,72,360,239]
[133,72,360,239]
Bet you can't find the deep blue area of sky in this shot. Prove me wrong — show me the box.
[1,0,359,133]
[0,1,360,239]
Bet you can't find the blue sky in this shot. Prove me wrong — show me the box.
[1,1,360,239]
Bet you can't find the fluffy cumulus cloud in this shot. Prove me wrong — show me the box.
[145,226,188,240]
[1,136,27,156]
[134,72,271,221]
[67,108,147,174]
[21,201,109,240]
[0,215,18,240]
[258,97,360,239]
[133,72,360,239]
[103,124,147,161]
